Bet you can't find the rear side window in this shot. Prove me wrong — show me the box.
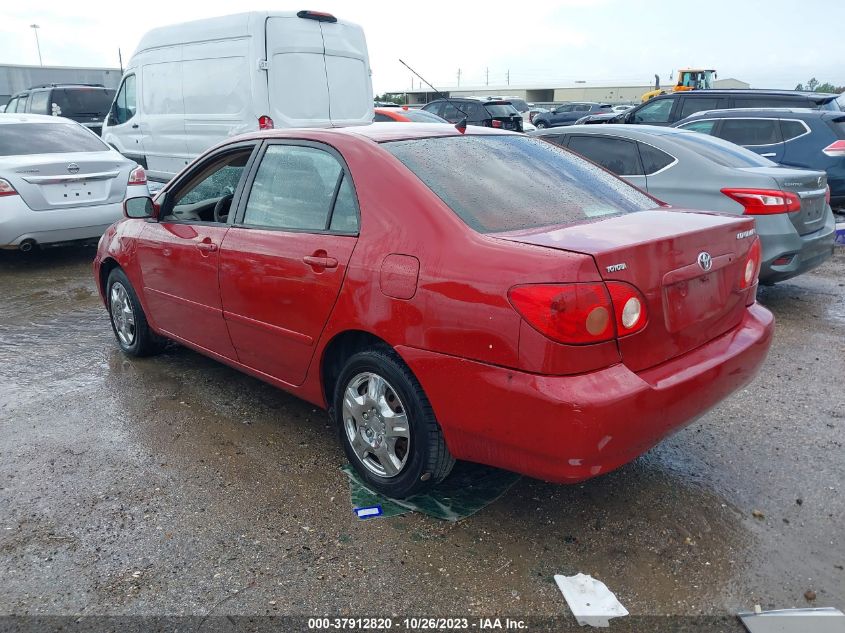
[638,143,676,174]
[243,145,356,232]
[679,97,724,119]
[719,119,781,146]
[0,122,107,156]
[670,132,775,168]
[733,97,802,109]
[29,91,50,115]
[440,102,465,122]
[780,119,810,141]
[567,135,644,176]
[383,135,655,233]
[374,113,393,122]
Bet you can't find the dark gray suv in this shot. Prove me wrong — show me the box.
[533,102,612,128]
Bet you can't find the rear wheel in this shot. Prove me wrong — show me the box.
[106,268,165,357]
[334,347,454,498]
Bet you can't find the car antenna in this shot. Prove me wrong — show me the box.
[398,58,468,133]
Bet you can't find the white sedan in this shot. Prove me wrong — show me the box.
[0,113,149,251]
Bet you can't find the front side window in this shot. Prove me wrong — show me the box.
[567,135,644,176]
[165,149,252,222]
[633,99,673,123]
[112,75,137,125]
[383,135,655,233]
[0,123,108,156]
[5,97,18,112]
[242,145,358,232]
[28,91,50,115]
[718,119,781,146]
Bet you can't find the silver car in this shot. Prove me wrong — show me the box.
[0,113,149,251]
[530,124,835,284]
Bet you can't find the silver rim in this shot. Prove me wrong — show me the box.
[109,282,136,347]
[342,372,410,478]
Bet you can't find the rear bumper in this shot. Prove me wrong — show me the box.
[0,191,140,249]
[398,303,774,483]
[757,208,836,284]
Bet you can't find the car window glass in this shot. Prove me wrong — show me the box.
[421,102,443,116]
[670,132,775,168]
[556,105,573,113]
[374,113,393,122]
[638,143,675,174]
[384,135,655,233]
[719,119,781,146]
[21,94,31,112]
[29,91,49,115]
[113,75,137,125]
[679,119,716,134]
[166,149,252,222]
[329,174,359,232]
[0,122,108,156]
[440,102,465,122]
[243,145,344,231]
[780,119,809,141]
[679,97,724,119]
[5,98,18,112]
[733,97,799,109]
[51,88,114,118]
[574,104,591,112]
[404,109,447,123]
[633,99,673,123]
[567,135,644,176]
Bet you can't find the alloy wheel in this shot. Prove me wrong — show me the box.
[109,282,136,347]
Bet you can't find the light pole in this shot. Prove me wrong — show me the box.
[30,24,42,66]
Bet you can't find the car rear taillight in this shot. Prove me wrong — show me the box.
[128,165,147,186]
[296,10,338,22]
[605,282,648,336]
[0,178,18,197]
[721,188,801,215]
[259,115,274,130]
[740,238,762,291]
[826,184,831,205]
[508,283,615,345]
[491,120,502,128]
[822,140,845,157]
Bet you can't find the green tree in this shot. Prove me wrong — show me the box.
[375,92,407,105]
[806,77,819,91]
[816,82,837,93]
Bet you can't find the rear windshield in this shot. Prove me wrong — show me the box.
[484,104,520,117]
[50,88,115,117]
[0,123,108,156]
[383,135,655,233]
[669,132,775,168]
[403,109,447,123]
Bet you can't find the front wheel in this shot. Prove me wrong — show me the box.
[106,268,165,357]
[334,347,454,498]
[535,121,548,129]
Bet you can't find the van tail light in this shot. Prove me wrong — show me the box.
[491,120,502,128]
[822,140,845,157]
[605,281,648,336]
[128,165,147,186]
[508,283,615,345]
[296,10,338,22]
[0,178,18,197]
[721,188,801,215]
[258,115,274,130]
[740,238,762,293]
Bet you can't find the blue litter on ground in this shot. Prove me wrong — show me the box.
[835,222,845,246]
[354,505,383,519]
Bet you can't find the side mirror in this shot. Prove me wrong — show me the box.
[124,196,158,220]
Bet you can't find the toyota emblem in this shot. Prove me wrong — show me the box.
[66,163,80,174]
[697,252,713,272]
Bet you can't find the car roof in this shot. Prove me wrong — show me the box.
[646,89,838,102]
[0,113,76,125]
[235,122,517,144]
[679,107,839,119]
[533,123,696,140]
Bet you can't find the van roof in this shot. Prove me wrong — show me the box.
[133,11,360,56]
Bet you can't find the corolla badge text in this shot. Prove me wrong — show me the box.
[606,263,627,273]
[736,229,756,240]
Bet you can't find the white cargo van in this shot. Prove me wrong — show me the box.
[102,10,373,181]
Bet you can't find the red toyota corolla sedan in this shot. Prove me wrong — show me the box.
[93,123,774,498]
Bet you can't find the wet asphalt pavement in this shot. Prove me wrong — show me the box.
[0,245,843,630]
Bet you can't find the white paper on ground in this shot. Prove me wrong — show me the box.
[554,573,629,628]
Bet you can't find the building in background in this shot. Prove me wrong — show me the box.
[0,64,121,106]
[392,78,751,106]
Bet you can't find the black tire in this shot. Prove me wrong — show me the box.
[535,121,548,129]
[106,268,165,357]
[333,346,454,498]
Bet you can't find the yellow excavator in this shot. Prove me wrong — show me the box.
[641,68,717,102]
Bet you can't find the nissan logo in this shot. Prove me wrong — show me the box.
[697,252,713,272]
[66,163,80,174]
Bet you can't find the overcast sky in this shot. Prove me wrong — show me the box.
[1,0,842,94]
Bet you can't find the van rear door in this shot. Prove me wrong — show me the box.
[265,16,331,127]
[265,15,372,128]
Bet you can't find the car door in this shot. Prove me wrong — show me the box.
[105,74,145,165]
[219,141,359,386]
[716,118,785,161]
[550,104,573,125]
[566,134,646,189]
[135,142,259,358]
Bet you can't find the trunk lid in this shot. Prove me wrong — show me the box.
[738,166,829,236]
[1,152,130,211]
[496,209,758,372]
